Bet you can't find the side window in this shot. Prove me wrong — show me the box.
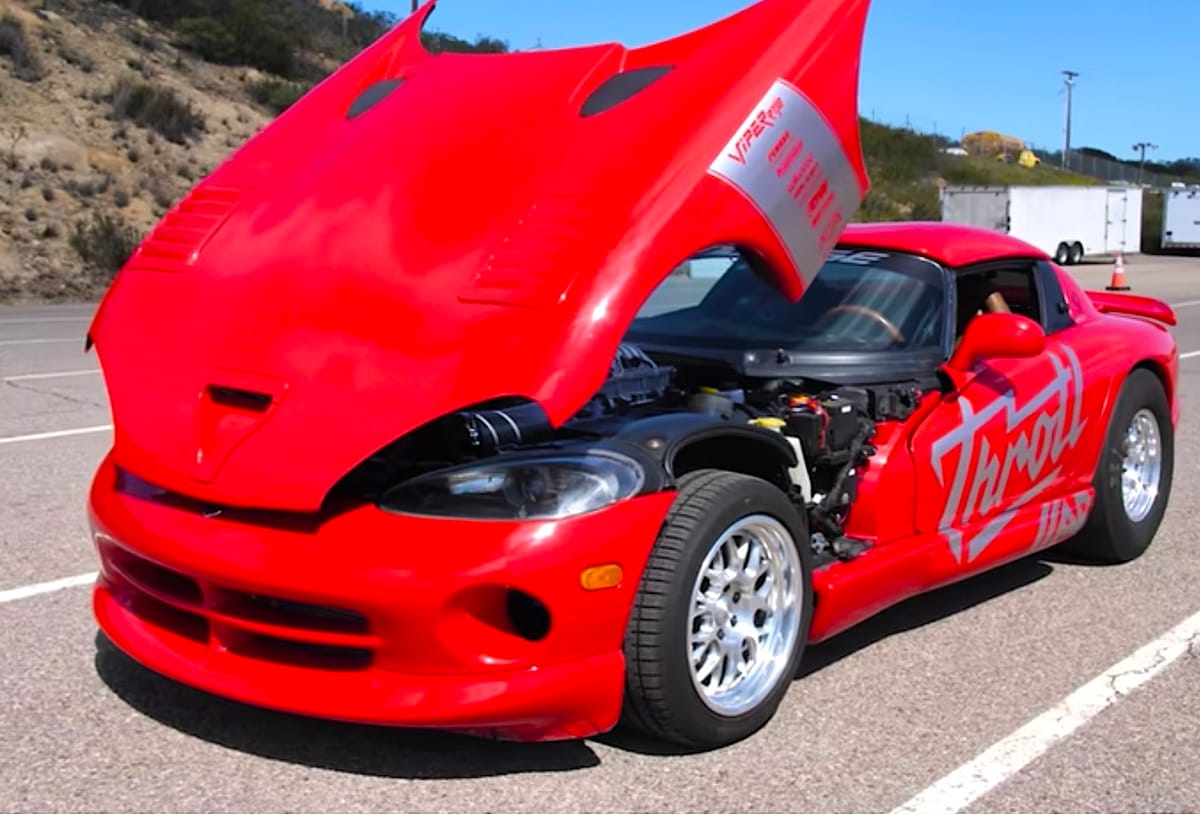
[988,267,1041,322]
[1036,261,1076,335]
[954,263,1041,338]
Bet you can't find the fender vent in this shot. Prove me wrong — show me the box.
[125,186,242,274]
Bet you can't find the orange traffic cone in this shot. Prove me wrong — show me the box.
[1106,252,1130,291]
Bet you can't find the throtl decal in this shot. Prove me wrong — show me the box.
[931,346,1087,563]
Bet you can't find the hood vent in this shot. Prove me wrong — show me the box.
[580,65,674,117]
[126,186,242,274]
[462,196,594,309]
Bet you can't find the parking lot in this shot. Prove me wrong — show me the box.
[2,255,1199,813]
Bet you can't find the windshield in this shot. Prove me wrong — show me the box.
[627,247,946,352]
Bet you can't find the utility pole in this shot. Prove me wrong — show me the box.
[1133,141,1158,185]
[411,0,419,12]
[1061,70,1079,170]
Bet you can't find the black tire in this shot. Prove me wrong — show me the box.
[1070,242,1085,264]
[1062,369,1173,563]
[621,469,813,748]
[1055,243,1071,265]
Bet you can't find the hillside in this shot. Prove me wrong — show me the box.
[855,119,1098,221]
[0,0,1117,304]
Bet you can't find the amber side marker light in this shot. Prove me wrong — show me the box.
[580,564,623,591]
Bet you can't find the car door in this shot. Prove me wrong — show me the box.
[907,259,1095,571]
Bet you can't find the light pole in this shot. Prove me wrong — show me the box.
[1062,70,1079,170]
[1133,141,1158,185]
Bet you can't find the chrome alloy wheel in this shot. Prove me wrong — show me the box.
[688,514,803,716]
[1122,407,1163,523]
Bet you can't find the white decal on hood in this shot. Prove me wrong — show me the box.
[930,345,1087,563]
[709,79,861,285]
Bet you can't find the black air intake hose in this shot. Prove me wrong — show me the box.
[457,402,553,451]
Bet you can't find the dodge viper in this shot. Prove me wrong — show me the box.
[84,0,1178,748]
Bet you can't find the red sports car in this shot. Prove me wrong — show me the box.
[85,0,1178,749]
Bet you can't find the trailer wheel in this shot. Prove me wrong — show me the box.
[1069,242,1085,264]
[1054,243,1071,265]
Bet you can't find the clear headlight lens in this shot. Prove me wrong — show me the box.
[379,452,645,520]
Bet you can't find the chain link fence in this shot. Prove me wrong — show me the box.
[865,111,1195,189]
[1028,148,1189,188]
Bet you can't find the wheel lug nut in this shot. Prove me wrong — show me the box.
[731,616,738,626]
[717,630,725,640]
[733,592,741,602]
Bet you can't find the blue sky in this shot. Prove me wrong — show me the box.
[362,0,1198,161]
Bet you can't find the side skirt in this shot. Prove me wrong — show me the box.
[806,488,1095,644]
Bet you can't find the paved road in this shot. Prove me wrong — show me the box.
[2,256,1199,813]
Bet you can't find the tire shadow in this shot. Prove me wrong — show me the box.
[601,555,1057,757]
[93,633,600,779]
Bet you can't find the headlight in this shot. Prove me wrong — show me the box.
[379,452,645,520]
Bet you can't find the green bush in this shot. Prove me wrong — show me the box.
[110,75,204,143]
[0,12,44,82]
[174,17,237,62]
[69,212,141,280]
[247,77,310,114]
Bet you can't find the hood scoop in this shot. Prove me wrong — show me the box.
[192,370,289,483]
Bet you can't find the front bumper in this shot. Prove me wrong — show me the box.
[89,455,675,741]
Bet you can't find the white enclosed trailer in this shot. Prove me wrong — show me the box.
[1162,187,1200,249]
[940,185,1143,265]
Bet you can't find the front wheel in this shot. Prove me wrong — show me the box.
[621,470,812,748]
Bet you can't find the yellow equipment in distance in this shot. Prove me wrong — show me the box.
[962,130,1042,168]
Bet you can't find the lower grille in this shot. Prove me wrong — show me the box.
[98,535,377,671]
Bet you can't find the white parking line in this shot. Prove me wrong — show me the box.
[0,338,80,347]
[3,369,100,382]
[891,607,1200,814]
[1171,299,1200,308]
[0,316,92,325]
[0,572,98,605]
[1182,350,1200,360]
[0,425,112,446]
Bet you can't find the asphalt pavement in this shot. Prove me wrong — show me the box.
[2,256,1199,813]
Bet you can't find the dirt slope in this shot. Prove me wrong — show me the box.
[0,0,273,303]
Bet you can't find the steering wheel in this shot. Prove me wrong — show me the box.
[821,304,905,344]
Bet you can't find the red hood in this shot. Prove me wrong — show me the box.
[90,0,872,511]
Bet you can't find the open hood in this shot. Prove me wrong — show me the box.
[89,0,872,511]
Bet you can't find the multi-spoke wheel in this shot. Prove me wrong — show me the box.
[1120,408,1163,524]
[1063,369,1174,563]
[688,515,803,717]
[622,470,812,748]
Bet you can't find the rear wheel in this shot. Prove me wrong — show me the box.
[1055,243,1071,265]
[1070,242,1085,264]
[622,470,812,748]
[1063,369,1173,563]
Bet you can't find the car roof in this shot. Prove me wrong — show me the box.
[836,221,1049,268]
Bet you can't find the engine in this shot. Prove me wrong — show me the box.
[567,343,923,560]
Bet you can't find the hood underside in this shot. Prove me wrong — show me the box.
[90,0,873,511]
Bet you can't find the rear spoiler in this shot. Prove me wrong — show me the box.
[1086,291,1177,327]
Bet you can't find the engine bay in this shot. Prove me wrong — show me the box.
[336,343,927,563]
[565,344,925,560]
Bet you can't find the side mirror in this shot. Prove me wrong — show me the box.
[942,312,1046,389]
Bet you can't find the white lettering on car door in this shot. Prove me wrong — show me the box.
[930,345,1087,563]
